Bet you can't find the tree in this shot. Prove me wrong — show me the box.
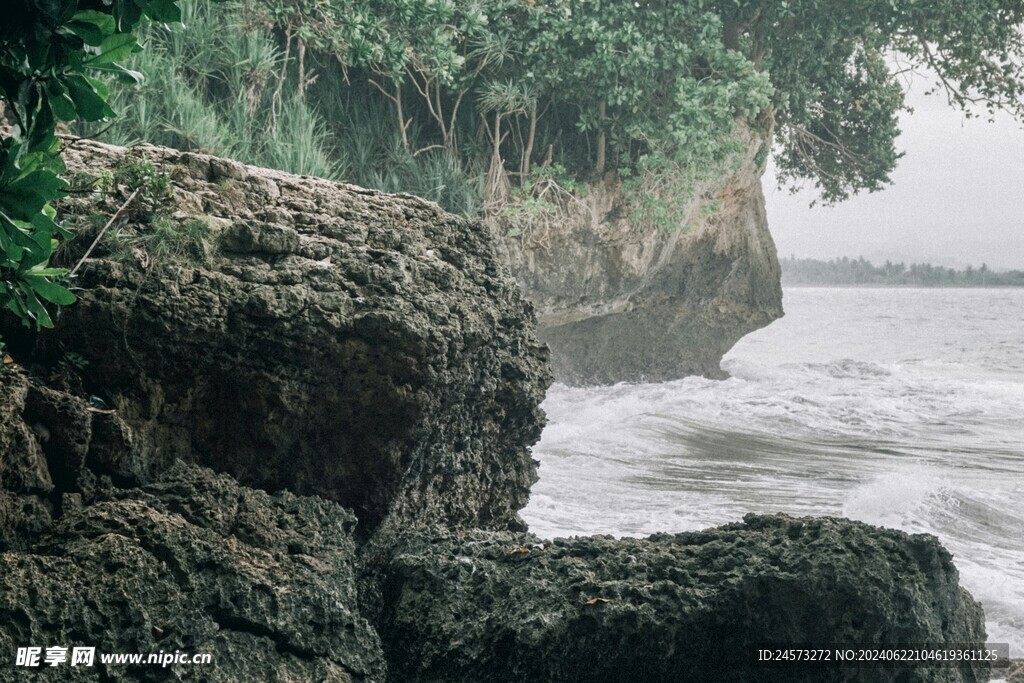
[1,0,181,348]
[53,0,1024,234]
[255,0,1024,211]
[712,0,1024,202]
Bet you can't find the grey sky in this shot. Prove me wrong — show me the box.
[763,84,1024,271]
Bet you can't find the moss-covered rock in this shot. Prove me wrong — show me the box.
[0,460,385,682]
[6,139,552,536]
[371,516,989,682]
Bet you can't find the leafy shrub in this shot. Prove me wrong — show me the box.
[1,0,181,341]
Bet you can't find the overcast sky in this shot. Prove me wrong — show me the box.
[763,82,1024,271]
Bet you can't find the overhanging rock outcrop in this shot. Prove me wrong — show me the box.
[498,129,783,384]
[13,140,552,535]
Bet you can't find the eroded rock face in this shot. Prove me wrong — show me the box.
[10,140,551,535]
[0,463,385,682]
[0,145,991,683]
[498,131,783,384]
[1,371,384,681]
[372,516,989,683]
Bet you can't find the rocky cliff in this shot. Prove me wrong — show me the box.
[0,141,993,682]
[499,129,783,384]
[4,139,551,536]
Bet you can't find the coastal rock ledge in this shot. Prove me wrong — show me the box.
[371,517,990,683]
[0,142,992,682]
[497,129,783,385]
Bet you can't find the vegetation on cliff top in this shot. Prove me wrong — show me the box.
[86,0,1024,210]
[3,0,1024,342]
[0,0,182,347]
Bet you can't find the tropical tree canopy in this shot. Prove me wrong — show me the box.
[74,0,1024,209]
[231,0,1024,202]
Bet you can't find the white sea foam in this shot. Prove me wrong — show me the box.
[522,287,1024,654]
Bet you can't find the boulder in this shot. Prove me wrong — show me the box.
[371,515,989,682]
[0,460,385,682]
[8,139,552,535]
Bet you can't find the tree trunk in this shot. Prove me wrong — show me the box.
[297,38,307,99]
[724,20,740,51]
[492,112,503,167]
[273,25,293,116]
[521,100,537,177]
[595,100,607,176]
[396,83,409,153]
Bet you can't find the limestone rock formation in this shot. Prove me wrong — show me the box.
[2,368,384,681]
[7,140,552,535]
[372,516,990,682]
[498,129,783,384]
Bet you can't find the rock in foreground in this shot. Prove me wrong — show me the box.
[16,139,551,535]
[373,515,989,682]
[0,461,385,682]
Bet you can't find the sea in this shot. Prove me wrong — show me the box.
[521,287,1024,655]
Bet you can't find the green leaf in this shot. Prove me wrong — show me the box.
[63,74,117,120]
[67,10,117,45]
[17,283,54,328]
[24,275,77,306]
[144,0,182,23]
[113,0,144,31]
[45,81,78,121]
[85,33,141,67]
[89,62,145,84]
[27,267,70,277]
[0,170,65,221]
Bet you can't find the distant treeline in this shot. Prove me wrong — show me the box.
[781,256,1024,287]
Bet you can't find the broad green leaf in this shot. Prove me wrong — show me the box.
[67,10,117,45]
[85,33,140,67]
[45,81,78,121]
[18,285,55,328]
[24,275,77,306]
[0,170,65,221]
[89,62,145,84]
[114,0,144,31]
[144,0,183,23]
[64,74,116,120]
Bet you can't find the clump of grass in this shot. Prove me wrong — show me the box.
[74,0,483,216]
[73,0,339,181]
[105,216,215,266]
